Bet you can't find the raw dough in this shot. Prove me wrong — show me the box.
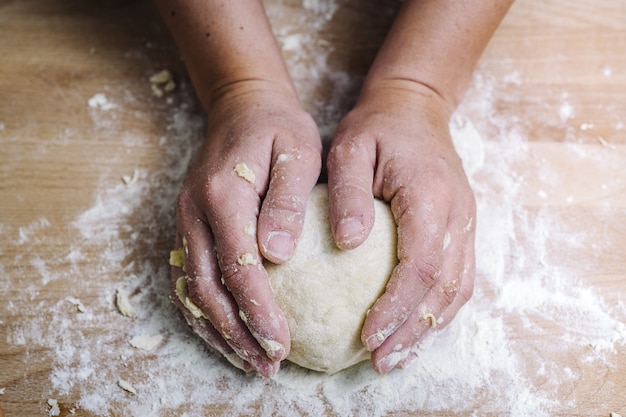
[265,184,397,373]
[117,379,137,395]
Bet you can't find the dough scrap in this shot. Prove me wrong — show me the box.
[175,276,207,319]
[149,69,176,97]
[129,333,163,351]
[266,184,397,373]
[237,252,257,266]
[117,379,137,395]
[234,162,256,183]
[115,288,134,318]
[47,399,60,417]
[66,297,87,313]
[169,247,185,268]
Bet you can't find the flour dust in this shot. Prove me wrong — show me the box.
[2,2,625,416]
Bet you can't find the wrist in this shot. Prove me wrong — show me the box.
[203,76,299,116]
[201,78,310,139]
[356,78,454,124]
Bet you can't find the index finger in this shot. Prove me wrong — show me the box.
[361,184,450,351]
[202,160,291,362]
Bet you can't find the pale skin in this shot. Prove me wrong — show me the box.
[155,0,513,376]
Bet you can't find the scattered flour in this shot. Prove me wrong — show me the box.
[87,93,116,111]
[1,5,625,417]
[47,399,60,416]
[3,88,623,416]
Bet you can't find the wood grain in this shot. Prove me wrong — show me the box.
[1,0,625,416]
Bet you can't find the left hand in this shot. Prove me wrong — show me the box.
[326,82,476,374]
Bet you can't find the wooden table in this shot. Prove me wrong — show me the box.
[1,1,625,416]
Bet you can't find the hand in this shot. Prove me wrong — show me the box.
[171,84,322,376]
[327,82,476,374]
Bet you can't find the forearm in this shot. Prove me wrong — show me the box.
[361,0,513,110]
[154,0,296,111]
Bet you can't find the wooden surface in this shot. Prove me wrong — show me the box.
[1,0,625,416]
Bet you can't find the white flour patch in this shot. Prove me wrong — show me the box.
[4,96,623,416]
[87,93,116,111]
[1,8,624,417]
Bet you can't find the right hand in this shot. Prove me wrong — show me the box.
[170,83,322,376]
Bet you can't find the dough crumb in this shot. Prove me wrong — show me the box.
[0,387,4,394]
[121,169,139,186]
[243,222,256,236]
[611,413,622,417]
[276,153,292,163]
[421,313,437,329]
[115,288,134,318]
[87,93,115,111]
[66,297,87,313]
[597,135,617,149]
[238,310,248,324]
[169,247,185,268]
[129,333,163,351]
[149,69,176,97]
[117,379,137,395]
[237,252,257,266]
[175,276,207,319]
[234,162,255,183]
[257,337,283,358]
[47,399,60,416]
[149,69,172,84]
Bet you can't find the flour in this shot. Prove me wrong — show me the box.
[1,5,625,417]
[3,87,622,415]
[87,93,116,111]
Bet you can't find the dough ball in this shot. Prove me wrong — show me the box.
[265,184,397,373]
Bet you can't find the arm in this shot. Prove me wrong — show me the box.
[361,0,512,109]
[155,0,322,376]
[327,0,513,373]
[154,0,296,110]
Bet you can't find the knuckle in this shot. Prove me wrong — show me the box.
[410,257,442,288]
[389,186,413,218]
[439,279,461,305]
[219,260,252,295]
[298,140,323,165]
[327,136,360,165]
[263,193,306,227]
[204,174,229,202]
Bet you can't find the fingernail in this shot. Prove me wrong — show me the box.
[397,352,417,369]
[259,338,286,361]
[249,354,280,377]
[264,231,294,263]
[336,217,364,247]
[377,350,407,374]
[365,329,388,351]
